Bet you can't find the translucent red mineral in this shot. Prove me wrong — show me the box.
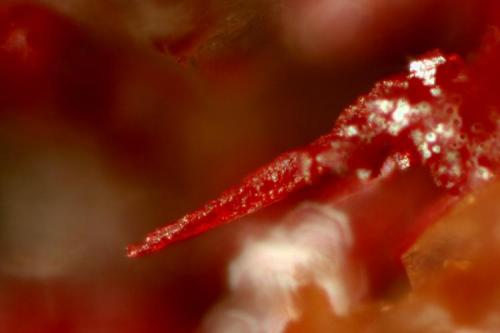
[128,29,500,259]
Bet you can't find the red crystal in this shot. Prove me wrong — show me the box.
[128,32,500,258]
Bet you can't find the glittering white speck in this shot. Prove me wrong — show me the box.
[397,154,411,170]
[432,145,441,154]
[430,87,442,96]
[419,142,432,160]
[409,55,446,86]
[371,99,394,114]
[344,125,359,137]
[435,123,455,139]
[426,132,437,143]
[476,166,493,180]
[300,153,313,183]
[392,99,411,122]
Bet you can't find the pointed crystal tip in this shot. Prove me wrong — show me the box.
[126,238,168,258]
[126,243,149,258]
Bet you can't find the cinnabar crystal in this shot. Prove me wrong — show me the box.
[128,30,500,258]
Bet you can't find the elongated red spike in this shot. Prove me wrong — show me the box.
[127,149,327,257]
[128,37,500,258]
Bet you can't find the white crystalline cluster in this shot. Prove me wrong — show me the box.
[409,55,446,86]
